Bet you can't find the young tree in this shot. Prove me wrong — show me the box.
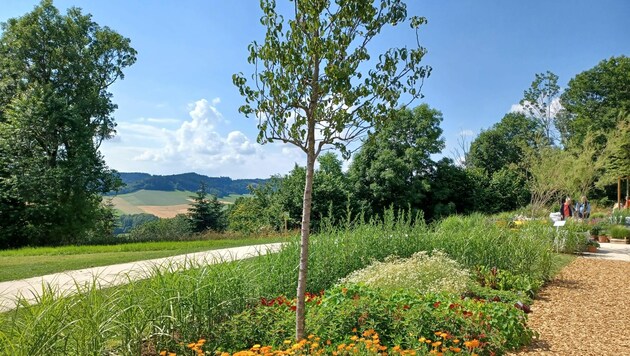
[0,0,136,247]
[188,182,225,232]
[233,0,430,339]
[519,71,560,145]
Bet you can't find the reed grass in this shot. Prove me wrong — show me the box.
[0,211,557,355]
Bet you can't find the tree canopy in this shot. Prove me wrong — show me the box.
[0,0,136,248]
[467,112,538,175]
[558,55,630,146]
[349,104,444,216]
[233,0,431,339]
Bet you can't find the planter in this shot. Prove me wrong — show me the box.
[586,245,598,253]
[609,238,627,244]
[598,235,610,243]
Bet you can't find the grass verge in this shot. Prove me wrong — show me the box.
[0,237,289,282]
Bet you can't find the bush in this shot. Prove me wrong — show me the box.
[609,225,630,239]
[212,284,534,354]
[125,214,193,242]
[340,250,471,295]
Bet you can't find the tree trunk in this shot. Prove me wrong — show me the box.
[295,144,315,340]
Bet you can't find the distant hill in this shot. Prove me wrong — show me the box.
[110,172,267,197]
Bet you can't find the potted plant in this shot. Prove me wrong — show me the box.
[589,225,602,239]
[585,239,600,253]
[595,222,610,243]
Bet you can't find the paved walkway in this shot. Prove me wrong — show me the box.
[0,243,283,312]
[581,240,630,261]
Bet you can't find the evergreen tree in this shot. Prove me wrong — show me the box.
[188,182,225,232]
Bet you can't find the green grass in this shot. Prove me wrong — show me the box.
[0,214,560,355]
[114,189,194,206]
[549,253,577,278]
[0,237,288,282]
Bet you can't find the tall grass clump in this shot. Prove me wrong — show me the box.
[0,210,556,354]
[426,214,553,281]
[0,210,429,355]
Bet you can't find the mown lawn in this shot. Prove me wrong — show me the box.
[0,237,289,282]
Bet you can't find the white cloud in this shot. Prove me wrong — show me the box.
[510,97,563,116]
[458,129,474,137]
[102,97,306,178]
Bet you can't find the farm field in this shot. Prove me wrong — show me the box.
[109,190,248,218]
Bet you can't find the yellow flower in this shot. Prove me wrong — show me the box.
[159,351,167,356]
[418,337,426,343]
[432,341,442,347]
[252,345,261,349]
[187,343,197,349]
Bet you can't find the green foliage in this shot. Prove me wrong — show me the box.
[609,225,630,239]
[125,214,193,242]
[113,172,267,196]
[215,284,535,354]
[0,0,136,248]
[520,71,560,144]
[188,182,226,233]
[0,212,554,354]
[559,55,630,145]
[468,112,538,175]
[475,266,543,298]
[114,213,159,235]
[348,104,444,217]
[597,117,630,186]
[340,251,471,295]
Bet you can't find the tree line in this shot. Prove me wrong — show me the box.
[1,0,628,252]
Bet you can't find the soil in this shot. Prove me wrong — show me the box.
[511,258,630,355]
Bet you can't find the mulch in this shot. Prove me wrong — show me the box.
[511,257,630,355]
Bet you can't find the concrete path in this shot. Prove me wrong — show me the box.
[582,241,630,261]
[0,243,283,312]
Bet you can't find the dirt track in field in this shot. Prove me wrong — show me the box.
[511,257,630,355]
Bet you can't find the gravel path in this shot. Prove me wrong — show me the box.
[513,252,630,355]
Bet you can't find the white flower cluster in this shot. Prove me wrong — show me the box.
[339,250,471,295]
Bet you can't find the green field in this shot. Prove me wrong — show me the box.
[113,189,194,206]
[0,236,288,282]
[109,190,250,216]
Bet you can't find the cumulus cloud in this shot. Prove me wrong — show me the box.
[102,97,306,178]
[510,97,563,116]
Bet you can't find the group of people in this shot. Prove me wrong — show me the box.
[560,196,591,221]
[560,195,630,221]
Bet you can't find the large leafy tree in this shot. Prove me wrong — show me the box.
[467,112,538,175]
[558,56,630,146]
[0,0,136,247]
[233,0,430,338]
[349,104,444,217]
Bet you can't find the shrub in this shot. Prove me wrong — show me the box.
[211,284,535,354]
[340,250,471,295]
[609,225,630,239]
[125,214,193,242]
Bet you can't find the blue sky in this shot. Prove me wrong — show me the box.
[1,0,629,178]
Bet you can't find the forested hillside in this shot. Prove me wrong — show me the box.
[114,172,268,197]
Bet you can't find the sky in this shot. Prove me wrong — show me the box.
[1,0,629,179]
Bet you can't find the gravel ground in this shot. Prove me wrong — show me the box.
[512,257,630,355]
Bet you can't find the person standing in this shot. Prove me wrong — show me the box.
[575,196,591,219]
[560,197,574,220]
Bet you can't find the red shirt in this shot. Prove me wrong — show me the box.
[562,203,571,219]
